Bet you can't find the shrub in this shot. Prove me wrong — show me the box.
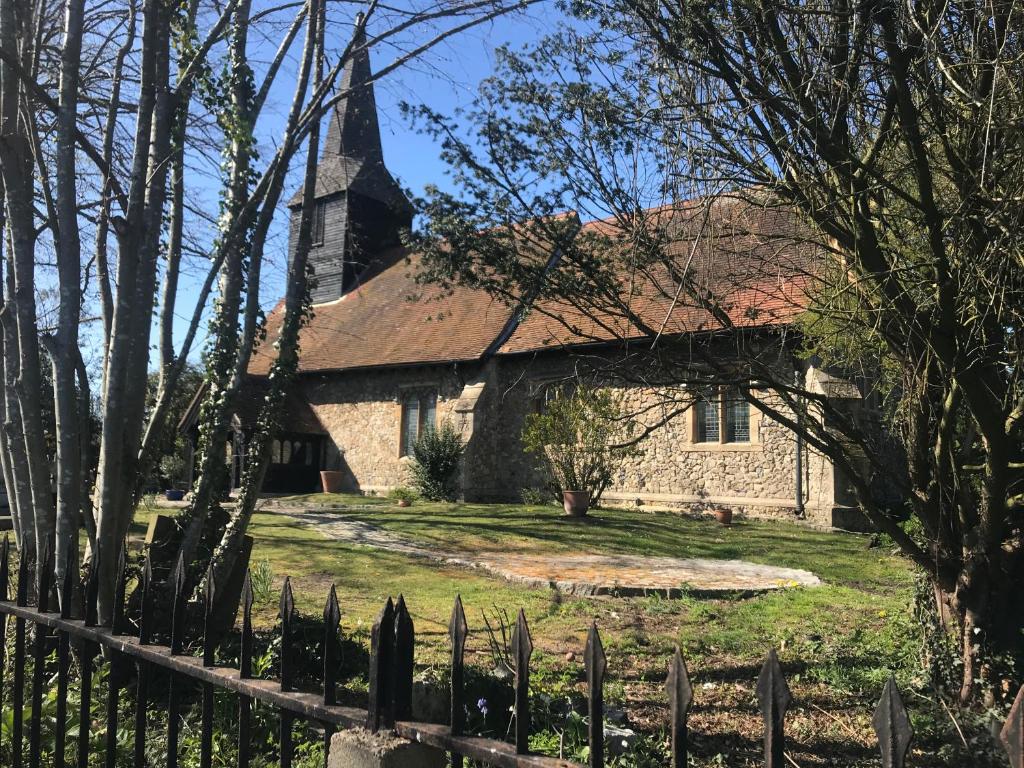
[159,448,187,488]
[409,422,465,501]
[388,485,418,504]
[522,385,638,506]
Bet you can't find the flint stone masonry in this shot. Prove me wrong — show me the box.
[297,346,883,531]
[328,728,446,768]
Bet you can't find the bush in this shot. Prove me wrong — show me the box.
[388,485,418,504]
[522,385,638,506]
[159,448,187,488]
[409,422,465,501]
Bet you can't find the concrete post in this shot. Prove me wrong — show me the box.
[328,728,447,768]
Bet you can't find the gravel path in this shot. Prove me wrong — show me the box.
[279,508,822,596]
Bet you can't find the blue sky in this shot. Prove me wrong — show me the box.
[153,3,555,367]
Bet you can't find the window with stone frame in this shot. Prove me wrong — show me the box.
[693,387,752,444]
[400,390,437,456]
[310,199,326,247]
[532,380,576,414]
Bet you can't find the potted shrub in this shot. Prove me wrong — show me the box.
[389,486,417,507]
[713,507,733,526]
[522,385,639,518]
[160,452,187,501]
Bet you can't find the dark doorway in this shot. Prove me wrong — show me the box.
[263,433,325,493]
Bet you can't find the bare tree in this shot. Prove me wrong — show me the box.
[0,0,534,619]
[410,0,1024,704]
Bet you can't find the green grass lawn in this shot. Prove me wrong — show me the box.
[130,495,980,767]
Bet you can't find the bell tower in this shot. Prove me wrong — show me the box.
[288,19,413,304]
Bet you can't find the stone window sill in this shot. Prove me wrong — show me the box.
[678,442,763,453]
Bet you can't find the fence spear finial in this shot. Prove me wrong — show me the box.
[139,555,154,644]
[667,646,693,768]
[279,577,296,691]
[203,563,217,666]
[393,594,415,722]
[511,608,534,754]
[873,675,913,768]
[756,648,791,768]
[0,534,10,601]
[367,597,396,731]
[240,570,254,680]
[60,542,76,619]
[323,585,341,706]
[170,553,187,653]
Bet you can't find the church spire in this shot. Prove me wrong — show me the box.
[292,16,411,213]
[323,18,384,164]
[289,16,413,304]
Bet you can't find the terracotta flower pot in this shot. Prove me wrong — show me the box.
[562,490,591,517]
[397,499,412,508]
[714,507,733,526]
[320,470,345,494]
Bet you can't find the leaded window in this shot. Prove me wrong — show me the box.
[400,391,437,456]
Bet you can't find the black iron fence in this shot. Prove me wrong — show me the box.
[0,535,1021,768]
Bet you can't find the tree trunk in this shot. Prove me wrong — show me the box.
[209,0,324,591]
[50,0,87,605]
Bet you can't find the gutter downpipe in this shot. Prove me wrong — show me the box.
[794,368,806,519]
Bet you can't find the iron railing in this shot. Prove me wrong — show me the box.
[0,535,1021,768]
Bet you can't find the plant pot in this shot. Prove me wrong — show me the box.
[397,499,412,508]
[164,489,185,502]
[713,507,733,526]
[562,490,591,517]
[320,470,345,494]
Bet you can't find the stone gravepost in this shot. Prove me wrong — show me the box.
[328,729,446,768]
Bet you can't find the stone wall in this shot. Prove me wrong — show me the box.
[294,348,883,529]
[299,364,479,493]
[473,352,826,523]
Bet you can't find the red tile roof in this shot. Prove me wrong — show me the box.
[249,196,819,375]
[247,248,517,375]
[501,196,817,353]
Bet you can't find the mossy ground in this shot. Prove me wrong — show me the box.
[127,495,996,766]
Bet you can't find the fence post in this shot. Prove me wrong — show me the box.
[323,584,341,760]
[134,555,152,768]
[77,554,99,768]
[12,548,28,768]
[55,545,75,768]
[585,623,606,768]
[28,542,52,768]
[200,565,217,768]
[756,649,791,768]
[280,577,297,768]
[393,595,415,723]
[238,571,254,768]
[367,597,395,732]
[512,608,533,754]
[449,595,468,768]
[667,646,693,768]
[1001,685,1023,768]
[104,543,127,768]
[167,554,186,768]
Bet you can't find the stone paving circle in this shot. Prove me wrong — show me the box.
[279,508,822,596]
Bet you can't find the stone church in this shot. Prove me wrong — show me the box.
[228,27,888,530]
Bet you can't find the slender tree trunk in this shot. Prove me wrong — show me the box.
[176,0,258,576]
[93,0,162,621]
[49,0,87,603]
[209,0,324,590]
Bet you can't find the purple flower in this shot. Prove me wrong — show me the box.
[477,697,489,716]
